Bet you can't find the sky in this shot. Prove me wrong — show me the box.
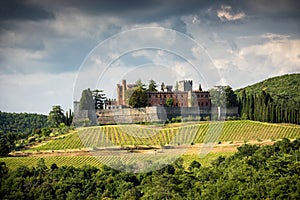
[0,0,299,114]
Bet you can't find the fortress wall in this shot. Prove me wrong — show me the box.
[74,102,239,125]
[97,106,213,124]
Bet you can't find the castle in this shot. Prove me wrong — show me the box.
[74,80,238,125]
[114,80,211,109]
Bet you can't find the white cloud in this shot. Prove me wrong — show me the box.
[261,33,290,40]
[239,39,300,72]
[217,5,246,21]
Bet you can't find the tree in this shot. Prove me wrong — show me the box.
[127,80,148,108]
[188,160,201,171]
[209,86,238,107]
[0,162,8,179]
[199,84,203,91]
[0,135,10,156]
[225,86,238,107]
[166,98,174,107]
[161,82,165,91]
[65,109,73,126]
[209,86,226,107]
[175,81,179,91]
[128,87,147,108]
[135,79,146,90]
[79,88,94,110]
[47,105,66,128]
[147,80,158,92]
[92,89,107,109]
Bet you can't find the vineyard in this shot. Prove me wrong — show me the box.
[0,152,234,170]
[2,120,299,171]
[0,156,102,170]
[32,120,300,151]
[34,132,84,150]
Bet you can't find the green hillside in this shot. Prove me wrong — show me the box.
[236,73,300,106]
[31,121,300,151]
[235,73,300,124]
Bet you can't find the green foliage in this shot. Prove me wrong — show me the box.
[0,136,10,156]
[0,111,47,136]
[1,138,300,199]
[209,85,238,107]
[236,73,300,124]
[64,109,73,126]
[0,111,48,155]
[47,105,66,128]
[236,73,300,105]
[147,79,158,92]
[127,80,148,108]
[188,160,201,171]
[166,98,174,107]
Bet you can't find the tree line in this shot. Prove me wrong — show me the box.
[1,138,299,199]
[0,106,73,156]
[238,90,300,124]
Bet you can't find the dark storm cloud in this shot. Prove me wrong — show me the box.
[0,0,54,21]
[2,0,300,24]
[41,0,211,21]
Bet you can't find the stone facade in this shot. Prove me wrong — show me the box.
[116,79,211,108]
[96,106,213,125]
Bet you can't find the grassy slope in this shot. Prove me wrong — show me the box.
[235,73,300,105]
[2,120,300,170]
[29,120,300,151]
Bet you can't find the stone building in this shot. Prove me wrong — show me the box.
[116,79,211,108]
[116,80,137,105]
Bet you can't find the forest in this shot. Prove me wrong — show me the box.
[1,138,299,199]
[0,106,73,156]
[236,73,300,124]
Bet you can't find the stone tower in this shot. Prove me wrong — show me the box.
[122,80,127,105]
[178,80,193,91]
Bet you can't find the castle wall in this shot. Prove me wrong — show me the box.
[74,101,238,125]
[97,106,214,125]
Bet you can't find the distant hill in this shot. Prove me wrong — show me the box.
[236,73,300,106]
[0,111,48,136]
[235,73,300,124]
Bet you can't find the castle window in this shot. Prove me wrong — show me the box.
[197,94,200,97]
[164,95,166,98]
[170,94,173,97]
[201,102,204,106]
[205,95,208,98]
[155,95,158,98]
[206,102,208,106]
[201,94,203,97]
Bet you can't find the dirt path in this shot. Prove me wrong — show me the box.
[10,139,277,157]
[185,139,275,154]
